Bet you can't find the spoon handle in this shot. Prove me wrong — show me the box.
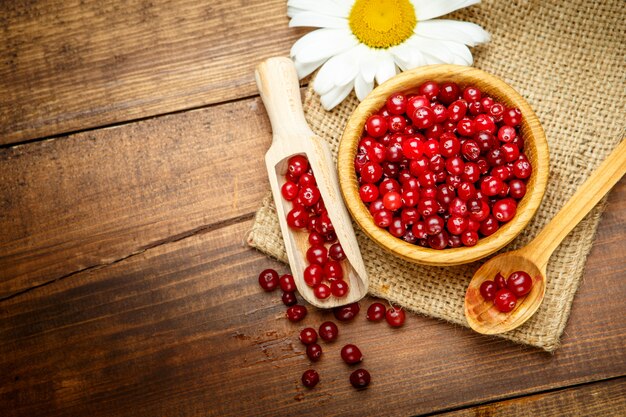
[526,139,626,267]
[254,57,313,141]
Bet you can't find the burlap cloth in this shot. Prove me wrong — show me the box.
[248,0,625,351]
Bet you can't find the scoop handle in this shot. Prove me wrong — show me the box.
[255,57,313,141]
[526,139,626,267]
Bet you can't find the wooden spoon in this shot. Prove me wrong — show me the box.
[255,57,369,308]
[465,139,626,334]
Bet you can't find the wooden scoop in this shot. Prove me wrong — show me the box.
[465,139,626,334]
[255,57,369,308]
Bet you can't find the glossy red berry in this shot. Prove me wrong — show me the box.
[319,321,339,342]
[306,245,328,266]
[286,305,307,322]
[479,280,497,301]
[287,155,309,178]
[359,183,379,202]
[366,303,386,321]
[279,274,296,292]
[302,369,319,388]
[306,343,323,362]
[508,179,527,199]
[419,81,440,100]
[299,328,318,345]
[494,272,507,289]
[341,344,363,364]
[333,302,360,321]
[385,306,406,327]
[503,108,522,126]
[282,291,297,306]
[314,283,331,299]
[386,92,407,114]
[350,369,371,389]
[412,106,436,129]
[439,82,460,105]
[383,191,403,211]
[365,114,388,137]
[331,280,349,298]
[281,181,298,200]
[258,269,279,291]
[286,206,309,229]
[507,271,533,297]
[324,260,344,280]
[494,289,517,312]
[304,264,324,287]
[492,198,517,222]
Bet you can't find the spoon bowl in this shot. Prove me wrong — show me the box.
[465,139,626,334]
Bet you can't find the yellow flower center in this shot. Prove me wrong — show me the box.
[349,0,417,49]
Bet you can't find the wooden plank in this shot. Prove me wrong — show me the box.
[436,378,626,416]
[0,220,624,417]
[0,96,273,298]
[0,0,304,144]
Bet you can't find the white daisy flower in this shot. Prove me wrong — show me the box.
[288,0,490,110]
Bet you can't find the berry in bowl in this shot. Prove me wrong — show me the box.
[337,65,549,266]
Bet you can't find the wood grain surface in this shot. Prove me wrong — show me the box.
[0,97,272,299]
[438,377,626,417]
[1,0,624,415]
[0,0,302,144]
[0,218,624,417]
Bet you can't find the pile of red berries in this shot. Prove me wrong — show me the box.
[257,270,406,391]
[354,81,532,249]
[480,270,533,312]
[282,155,350,300]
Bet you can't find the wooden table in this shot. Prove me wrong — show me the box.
[1,1,624,416]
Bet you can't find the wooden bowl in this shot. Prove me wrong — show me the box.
[338,65,549,266]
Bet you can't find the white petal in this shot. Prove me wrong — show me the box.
[356,46,379,83]
[390,43,427,71]
[415,19,490,46]
[295,57,327,78]
[291,29,358,64]
[374,52,398,85]
[412,0,480,21]
[288,0,351,18]
[289,11,349,29]
[313,49,359,95]
[319,82,354,110]
[407,36,456,64]
[354,73,374,101]
[439,40,473,65]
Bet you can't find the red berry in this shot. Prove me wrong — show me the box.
[386,92,407,114]
[306,245,328,266]
[299,328,318,345]
[509,179,527,199]
[331,280,350,298]
[306,343,323,361]
[366,302,386,321]
[492,198,517,222]
[386,306,406,327]
[439,82,460,105]
[328,243,346,261]
[281,181,298,200]
[419,81,440,100]
[474,114,496,134]
[412,106,436,129]
[448,100,467,122]
[383,191,403,211]
[302,369,319,388]
[282,291,297,306]
[507,271,533,297]
[498,125,517,143]
[304,264,324,287]
[258,269,279,291]
[350,369,371,389]
[461,230,478,246]
[286,206,309,229]
[494,272,507,289]
[341,344,363,364]
[365,114,388,137]
[279,274,296,292]
[494,289,517,312]
[401,136,424,159]
[333,302,360,321]
[479,280,497,301]
[319,321,339,342]
[479,215,500,236]
[503,108,522,126]
[287,155,309,178]
[324,260,344,280]
[359,183,379,202]
[361,162,383,183]
[314,283,331,299]
[286,305,307,322]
